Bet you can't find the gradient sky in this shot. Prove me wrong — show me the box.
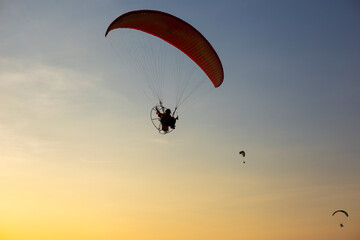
[1,0,360,239]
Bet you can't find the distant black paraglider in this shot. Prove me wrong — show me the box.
[332,210,348,217]
[239,151,246,163]
[332,210,348,228]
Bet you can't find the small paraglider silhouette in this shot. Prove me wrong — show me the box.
[332,210,348,228]
[239,151,246,163]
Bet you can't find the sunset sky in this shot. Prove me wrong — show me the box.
[1,0,360,239]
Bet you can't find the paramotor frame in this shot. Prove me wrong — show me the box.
[150,104,175,135]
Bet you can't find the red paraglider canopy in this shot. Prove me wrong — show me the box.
[105,10,224,88]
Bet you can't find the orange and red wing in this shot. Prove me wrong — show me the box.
[105,10,223,88]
